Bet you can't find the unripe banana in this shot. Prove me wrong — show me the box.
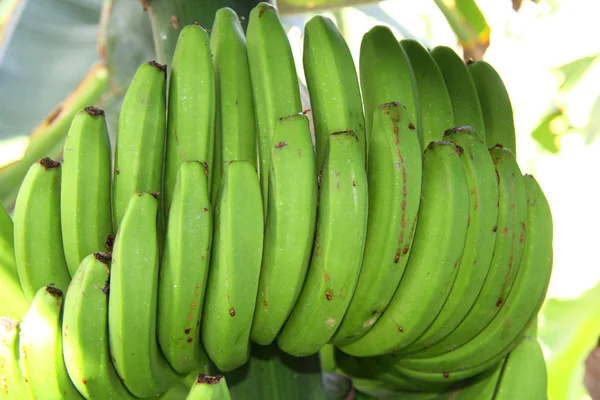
[13,158,71,300]
[277,131,368,357]
[158,161,212,374]
[246,2,303,214]
[186,375,232,400]
[164,24,216,218]
[468,60,517,155]
[400,39,454,144]
[0,203,28,320]
[303,15,366,167]
[251,113,318,345]
[339,140,470,357]
[0,317,31,399]
[62,252,136,399]
[112,61,167,231]
[331,102,422,346]
[109,192,179,397]
[19,285,82,399]
[201,161,264,372]
[61,106,113,277]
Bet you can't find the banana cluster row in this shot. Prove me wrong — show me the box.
[0,2,553,399]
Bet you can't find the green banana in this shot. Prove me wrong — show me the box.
[13,158,71,300]
[0,203,28,320]
[442,359,505,400]
[62,252,136,399]
[400,39,454,144]
[277,130,368,357]
[468,60,517,155]
[201,161,264,371]
[185,375,232,400]
[19,286,82,399]
[339,140,470,357]
[246,2,303,213]
[303,14,366,166]
[0,318,31,399]
[400,126,499,355]
[210,7,257,204]
[430,46,486,141]
[359,26,420,148]
[494,336,547,400]
[164,24,216,218]
[398,174,553,373]
[108,192,179,397]
[158,161,212,374]
[61,106,113,277]
[409,145,528,359]
[330,102,422,346]
[250,113,318,345]
[112,61,167,231]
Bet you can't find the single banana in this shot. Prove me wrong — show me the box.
[339,140,469,357]
[112,61,167,231]
[13,158,71,300]
[399,126,499,355]
[0,203,28,320]
[246,2,303,213]
[430,46,486,142]
[468,60,517,155]
[494,336,548,400]
[201,161,264,372]
[19,285,82,399]
[250,113,318,345]
[108,192,179,397]
[400,39,454,144]
[158,161,212,374]
[330,102,422,346]
[62,252,136,399]
[408,145,528,359]
[303,14,366,166]
[164,24,216,218]
[185,375,232,400]
[61,106,113,277]
[398,174,553,373]
[210,7,257,205]
[0,318,31,399]
[359,26,420,148]
[277,131,368,357]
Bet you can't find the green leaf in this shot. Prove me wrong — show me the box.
[530,108,565,153]
[554,54,599,93]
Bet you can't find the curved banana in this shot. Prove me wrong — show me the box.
[359,26,420,148]
[430,46,486,142]
[399,174,553,373]
[468,60,517,155]
[164,24,216,218]
[158,161,212,374]
[112,61,167,231]
[494,336,547,400]
[251,113,318,345]
[331,102,422,346]
[303,14,366,166]
[339,140,469,357]
[108,192,179,397]
[61,106,113,277]
[19,285,82,399]
[409,145,528,359]
[13,157,71,300]
[400,39,454,144]
[277,131,368,357]
[201,161,264,372]
[210,7,257,204]
[0,203,28,320]
[185,375,232,400]
[400,126,499,355]
[62,252,136,399]
[246,2,303,213]
[0,318,31,399]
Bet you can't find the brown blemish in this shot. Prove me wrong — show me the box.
[148,61,167,79]
[185,328,191,334]
[105,234,114,251]
[171,15,179,30]
[46,286,63,298]
[408,123,415,130]
[187,313,193,322]
[191,300,197,308]
[258,3,275,17]
[187,337,193,343]
[229,308,235,317]
[443,372,450,378]
[39,157,60,170]
[496,298,503,307]
[324,270,330,282]
[141,0,151,12]
[263,301,268,307]
[151,192,160,199]
[402,244,409,255]
[94,252,111,265]
[394,250,400,264]
[46,106,63,125]
[201,208,208,212]
[197,374,223,385]
[275,142,288,149]
[82,378,87,384]
[502,228,508,235]
[519,232,525,243]
[302,109,311,115]
[325,291,333,301]
[492,226,497,232]
[84,106,104,117]
[455,145,464,156]
[397,325,404,333]
[352,181,356,187]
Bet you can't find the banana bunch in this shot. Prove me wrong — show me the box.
[0,2,553,399]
